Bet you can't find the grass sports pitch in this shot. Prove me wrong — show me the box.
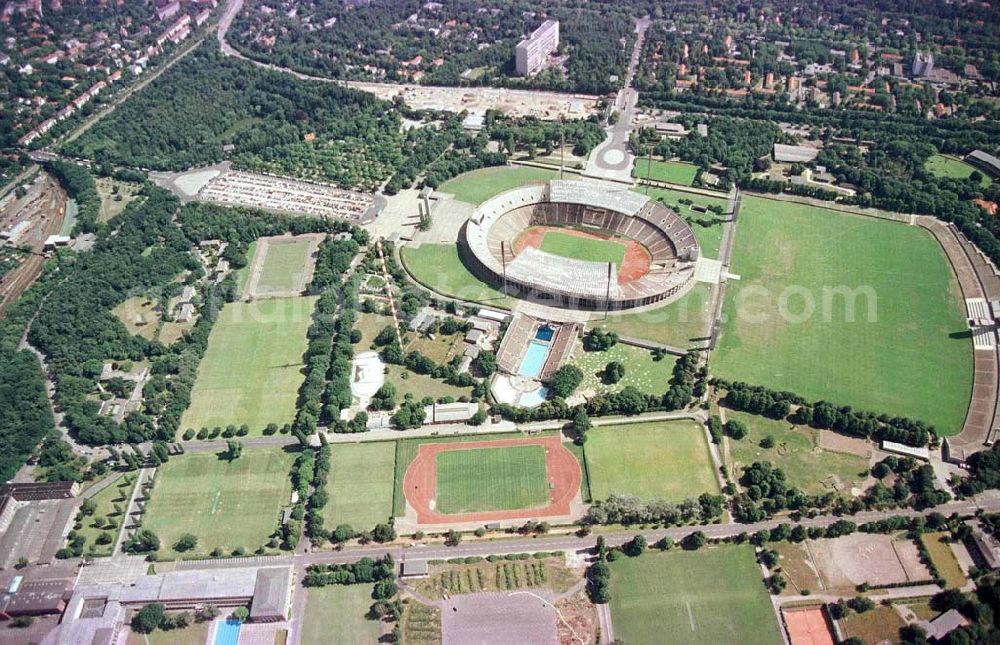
[633,159,699,185]
[438,166,560,205]
[714,196,971,434]
[585,421,720,502]
[143,449,295,555]
[180,297,316,435]
[256,237,312,293]
[435,445,549,513]
[926,154,992,186]
[609,546,782,645]
[539,230,626,266]
[324,442,395,531]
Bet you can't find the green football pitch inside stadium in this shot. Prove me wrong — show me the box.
[435,445,549,513]
[539,230,626,266]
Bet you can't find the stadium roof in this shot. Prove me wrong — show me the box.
[969,150,1000,177]
[548,179,648,215]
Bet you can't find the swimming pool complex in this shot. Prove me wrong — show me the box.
[517,341,551,378]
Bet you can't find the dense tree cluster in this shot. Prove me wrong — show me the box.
[303,555,395,587]
[582,492,724,526]
[719,381,932,447]
[864,455,950,510]
[43,160,101,234]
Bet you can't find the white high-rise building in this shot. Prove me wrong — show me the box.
[912,51,934,77]
[515,20,559,76]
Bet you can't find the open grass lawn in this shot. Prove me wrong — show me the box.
[180,297,316,435]
[839,605,905,644]
[354,311,394,349]
[723,410,869,495]
[714,197,972,434]
[324,442,395,531]
[112,296,160,340]
[406,331,464,364]
[78,474,135,558]
[597,282,713,348]
[143,449,295,555]
[570,341,677,396]
[386,364,473,400]
[301,584,380,645]
[234,241,257,297]
[585,421,720,502]
[609,546,782,645]
[634,159,699,186]
[401,243,511,307]
[926,154,992,186]
[96,177,141,223]
[540,230,626,266]
[257,239,313,293]
[921,532,966,589]
[438,166,559,205]
[125,618,210,645]
[435,445,549,513]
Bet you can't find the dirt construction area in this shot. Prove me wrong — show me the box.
[402,436,582,525]
[441,590,559,645]
[242,233,324,299]
[803,533,932,592]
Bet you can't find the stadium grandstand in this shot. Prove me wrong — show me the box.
[460,179,700,310]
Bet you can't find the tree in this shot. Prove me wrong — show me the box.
[444,529,461,546]
[627,534,647,556]
[548,365,584,398]
[124,529,161,554]
[131,603,166,634]
[682,531,707,550]
[174,533,198,552]
[373,523,397,543]
[232,607,249,623]
[474,351,497,376]
[571,407,592,444]
[603,361,625,384]
[225,440,243,461]
[724,419,748,440]
[760,435,775,449]
[331,524,355,543]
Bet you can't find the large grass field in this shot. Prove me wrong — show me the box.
[723,409,869,495]
[438,166,559,205]
[609,546,782,645]
[926,154,992,186]
[714,197,972,434]
[257,238,312,293]
[435,445,549,514]
[570,341,677,396]
[324,442,395,531]
[633,159,699,186]
[540,230,626,266]
[400,243,511,307]
[597,281,713,348]
[143,449,296,555]
[301,584,380,645]
[585,421,720,502]
[180,297,317,435]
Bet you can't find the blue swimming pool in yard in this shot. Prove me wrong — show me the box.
[519,386,549,407]
[214,619,242,645]
[518,341,550,378]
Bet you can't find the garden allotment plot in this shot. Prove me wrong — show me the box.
[180,297,316,435]
[143,449,296,555]
[714,197,971,433]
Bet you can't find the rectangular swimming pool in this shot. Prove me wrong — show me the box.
[518,341,550,378]
[214,619,242,645]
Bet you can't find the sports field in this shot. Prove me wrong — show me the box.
[597,281,713,348]
[180,297,317,435]
[436,445,549,513]
[585,421,720,502]
[438,166,559,205]
[723,410,868,495]
[714,196,972,433]
[633,159,699,186]
[401,243,511,306]
[926,154,992,186]
[143,449,295,555]
[256,238,312,293]
[540,230,625,266]
[324,442,395,531]
[609,546,782,645]
[570,342,677,396]
[301,584,380,645]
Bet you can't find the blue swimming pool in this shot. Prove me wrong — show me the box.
[517,341,550,378]
[535,326,555,342]
[519,386,549,407]
[214,619,242,645]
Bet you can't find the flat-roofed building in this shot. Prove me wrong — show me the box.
[515,20,559,76]
[773,143,819,163]
[250,566,293,622]
[423,401,478,424]
[401,560,429,578]
[0,579,70,619]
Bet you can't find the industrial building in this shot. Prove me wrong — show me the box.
[515,20,559,76]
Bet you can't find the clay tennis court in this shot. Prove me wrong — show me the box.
[402,436,582,524]
[512,226,651,283]
[782,607,834,645]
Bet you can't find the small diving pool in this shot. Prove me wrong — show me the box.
[517,341,550,378]
[214,619,242,645]
[535,326,555,342]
